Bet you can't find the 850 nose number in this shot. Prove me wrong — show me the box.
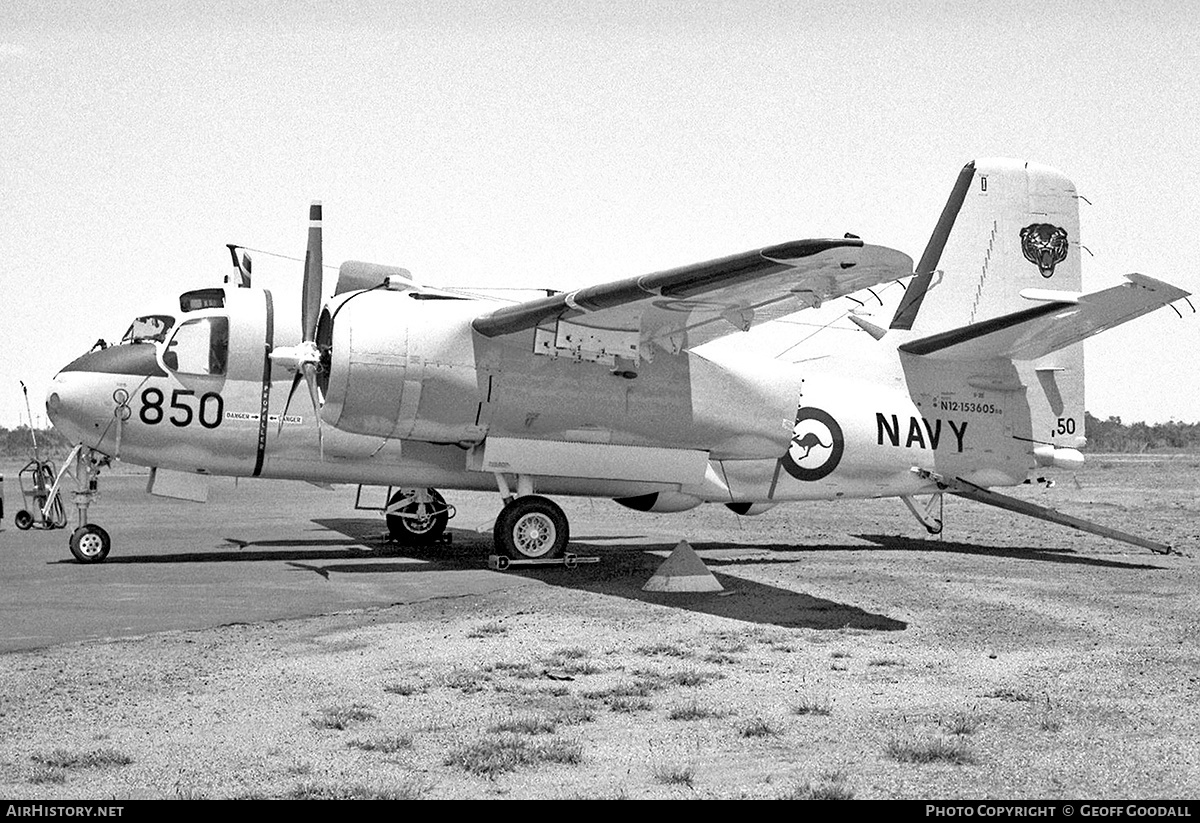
[139,388,223,429]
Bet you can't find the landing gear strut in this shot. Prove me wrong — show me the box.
[492,474,569,559]
[385,488,453,544]
[901,492,944,535]
[47,444,111,563]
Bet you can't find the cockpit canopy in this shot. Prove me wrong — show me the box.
[120,314,175,345]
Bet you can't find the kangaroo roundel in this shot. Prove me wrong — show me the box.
[782,407,844,481]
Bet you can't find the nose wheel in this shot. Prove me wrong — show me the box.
[69,523,111,563]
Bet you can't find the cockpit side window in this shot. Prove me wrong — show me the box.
[120,315,176,345]
[162,316,229,376]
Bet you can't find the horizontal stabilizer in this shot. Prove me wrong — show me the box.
[942,474,1170,554]
[899,274,1190,361]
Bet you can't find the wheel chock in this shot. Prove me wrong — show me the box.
[488,552,599,571]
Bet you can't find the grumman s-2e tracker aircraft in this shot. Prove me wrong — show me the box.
[44,159,1190,564]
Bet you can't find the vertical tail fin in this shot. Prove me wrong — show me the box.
[891,158,1083,332]
[894,159,1085,448]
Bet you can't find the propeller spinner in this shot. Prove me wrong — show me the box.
[270,201,325,455]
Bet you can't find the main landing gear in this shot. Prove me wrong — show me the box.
[385,488,454,544]
[492,474,569,560]
[379,481,569,560]
[380,481,569,560]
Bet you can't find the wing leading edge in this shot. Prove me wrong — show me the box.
[472,239,914,360]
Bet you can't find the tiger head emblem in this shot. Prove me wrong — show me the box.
[1020,223,1069,278]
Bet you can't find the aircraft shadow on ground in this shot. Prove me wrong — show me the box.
[310,518,908,631]
[853,534,1162,570]
[74,517,1162,630]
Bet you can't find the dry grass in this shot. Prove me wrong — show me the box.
[739,717,776,738]
[666,701,726,721]
[942,710,982,736]
[651,761,696,787]
[442,667,490,694]
[465,621,509,639]
[445,735,583,778]
[383,680,426,696]
[30,748,133,769]
[884,735,978,765]
[779,770,854,800]
[27,767,66,785]
[489,715,558,735]
[669,667,721,687]
[348,734,413,753]
[636,641,694,658]
[792,695,833,716]
[281,780,427,800]
[311,703,376,731]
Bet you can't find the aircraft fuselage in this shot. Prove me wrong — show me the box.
[46,284,1034,507]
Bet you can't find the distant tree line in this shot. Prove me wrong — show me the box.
[2,415,1198,459]
[1,426,72,459]
[1083,412,1200,453]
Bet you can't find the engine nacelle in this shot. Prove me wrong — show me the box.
[613,491,704,513]
[725,502,778,516]
[318,290,486,442]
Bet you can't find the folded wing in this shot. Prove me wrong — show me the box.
[472,239,914,360]
[898,274,1191,361]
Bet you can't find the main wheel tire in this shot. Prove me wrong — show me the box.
[386,489,449,544]
[493,496,569,560]
[14,510,33,530]
[69,524,111,564]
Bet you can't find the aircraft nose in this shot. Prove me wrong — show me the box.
[45,343,164,450]
[45,381,63,426]
[46,369,106,447]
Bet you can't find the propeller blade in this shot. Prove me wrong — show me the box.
[301,201,323,342]
[278,370,304,435]
[304,362,324,461]
[276,201,326,458]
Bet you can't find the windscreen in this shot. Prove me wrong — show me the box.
[120,314,176,345]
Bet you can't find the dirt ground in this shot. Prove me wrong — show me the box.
[0,454,1197,799]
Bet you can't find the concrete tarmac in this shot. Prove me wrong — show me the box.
[0,473,545,652]
[0,470,906,653]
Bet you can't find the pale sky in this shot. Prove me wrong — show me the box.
[2,1,1198,428]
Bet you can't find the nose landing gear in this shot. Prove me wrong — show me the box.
[46,444,112,564]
